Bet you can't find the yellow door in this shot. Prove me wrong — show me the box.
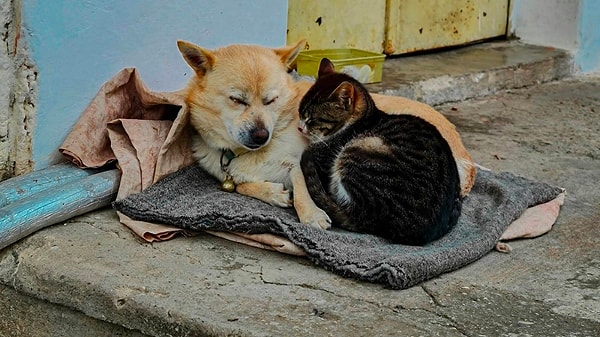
[287,0,509,55]
[287,0,387,52]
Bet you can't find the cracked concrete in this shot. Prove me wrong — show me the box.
[0,209,479,337]
[1,49,599,335]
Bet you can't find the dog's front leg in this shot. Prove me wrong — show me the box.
[235,181,293,208]
[290,166,331,230]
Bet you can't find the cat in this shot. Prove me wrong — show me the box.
[298,58,462,245]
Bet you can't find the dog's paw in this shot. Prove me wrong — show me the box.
[236,181,292,207]
[266,182,293,208]
[299,207,331,230]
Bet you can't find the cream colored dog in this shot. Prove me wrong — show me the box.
[177,39,474,230]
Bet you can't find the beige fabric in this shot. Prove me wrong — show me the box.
[206,231,307,256]
[59,68,561,254]
[500,192,566,241]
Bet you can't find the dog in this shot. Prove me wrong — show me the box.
[177,39,475,230]
[177,39,332,229]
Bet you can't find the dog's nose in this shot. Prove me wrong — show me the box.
[250,127,269,145]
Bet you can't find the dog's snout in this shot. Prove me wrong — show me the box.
[237,120,272,150]
[250,127,269,146]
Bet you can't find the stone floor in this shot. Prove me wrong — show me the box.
[1,41,598,337]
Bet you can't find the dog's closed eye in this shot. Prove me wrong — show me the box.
[264,96,278,106]
[229,96,248,106]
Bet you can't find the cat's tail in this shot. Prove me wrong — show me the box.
[421,165,463,245]
[449,194,463,230]
[440,171,463,237]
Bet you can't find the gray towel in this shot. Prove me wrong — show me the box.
[113,165,563,289]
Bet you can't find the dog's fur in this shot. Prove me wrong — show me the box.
[177,39,332,229]
[177,40,475,230]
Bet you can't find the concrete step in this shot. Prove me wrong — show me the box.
[366,40,573,105]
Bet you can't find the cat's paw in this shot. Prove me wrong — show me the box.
[299,207,331,230]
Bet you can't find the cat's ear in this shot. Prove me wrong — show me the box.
[177,40,215,77]
[331,81,356,112]
[318,58,336,77]
[332,81,368,114]
[274,39,306,68]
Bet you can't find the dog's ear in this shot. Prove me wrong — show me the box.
[177,40,215,77]
[274,39,306,68]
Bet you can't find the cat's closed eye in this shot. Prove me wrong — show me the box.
[316,117,335,124]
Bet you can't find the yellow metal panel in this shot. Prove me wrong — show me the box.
[385,0,509,55]
[287,0,387,53]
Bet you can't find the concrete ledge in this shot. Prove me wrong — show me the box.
[0,283,148,337]
[366,40,573,105]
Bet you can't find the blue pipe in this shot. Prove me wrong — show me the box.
[0,163,103,208]
[0,168,120,250]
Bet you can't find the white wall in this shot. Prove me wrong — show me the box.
[509,0,600,73]
[22,0,288,169]
[509,0,580,52]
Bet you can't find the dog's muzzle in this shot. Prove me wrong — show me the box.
[246,127,270,149]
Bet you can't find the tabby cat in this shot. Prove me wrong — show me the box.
[298,58,462,245]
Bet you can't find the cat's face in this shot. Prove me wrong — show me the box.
[298,94,350,142]
[299,76,364,143]
[298,58,367,142]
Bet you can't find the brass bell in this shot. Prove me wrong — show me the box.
[221,178,236,192]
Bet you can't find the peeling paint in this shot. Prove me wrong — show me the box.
[388,0,508,55]
[289,1,509,56]
[0,0,36,180]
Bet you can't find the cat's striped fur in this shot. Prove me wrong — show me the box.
[299,59,462,245]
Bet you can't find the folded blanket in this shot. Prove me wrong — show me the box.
[114,164,564,289]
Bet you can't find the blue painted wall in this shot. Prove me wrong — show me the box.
[22,0,288,169]
[576,0,600,73]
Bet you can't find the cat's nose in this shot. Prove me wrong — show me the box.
[297,121,307,134]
